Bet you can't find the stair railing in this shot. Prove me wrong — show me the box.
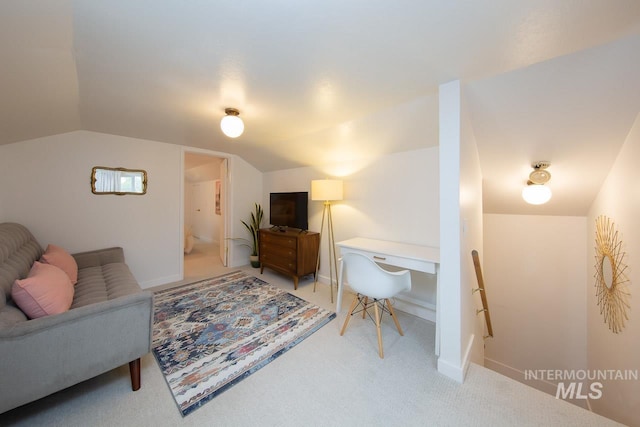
[471,250,493,339]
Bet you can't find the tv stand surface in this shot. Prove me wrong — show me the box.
[259,228,319,289]
[270,226,308,234]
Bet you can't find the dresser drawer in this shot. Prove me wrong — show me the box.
[260,242,296,260]
[258,228,320,290]
[261,252,296,272]
[260,232,297,249]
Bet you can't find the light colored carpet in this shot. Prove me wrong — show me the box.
[0,267,622,427]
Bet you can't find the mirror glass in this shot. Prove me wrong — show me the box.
[91,167,147,195]
[602,255,614,289]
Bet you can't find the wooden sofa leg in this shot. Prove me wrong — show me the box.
[129,358,141,391]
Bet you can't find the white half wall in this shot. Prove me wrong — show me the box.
[438,80,484,382]
[460,84,485,369]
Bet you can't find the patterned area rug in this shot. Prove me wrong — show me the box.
[152,271,335,416]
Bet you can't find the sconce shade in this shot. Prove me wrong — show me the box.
[311,179,343,201]
[220,108,244,138]
[522,184,552,205]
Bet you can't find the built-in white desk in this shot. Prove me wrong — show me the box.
[336,237,441,355]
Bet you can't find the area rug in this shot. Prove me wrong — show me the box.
[152,271,335,416]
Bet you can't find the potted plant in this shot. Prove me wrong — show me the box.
[233,203,263,267]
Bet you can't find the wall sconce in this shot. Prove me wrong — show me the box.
[522,162,552,205]
[220,108,244,138]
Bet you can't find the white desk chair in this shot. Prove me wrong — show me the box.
[339,252,411,358]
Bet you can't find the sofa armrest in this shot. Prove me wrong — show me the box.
[0,290,152,339]
[72,247,125,269]
[0,290,153,414]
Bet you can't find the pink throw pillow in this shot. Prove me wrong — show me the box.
[12,261,74,319]
[41,244,78,285]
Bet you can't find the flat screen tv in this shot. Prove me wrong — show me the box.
[269,192,308,231]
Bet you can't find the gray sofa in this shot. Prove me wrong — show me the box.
[0,222,153,414]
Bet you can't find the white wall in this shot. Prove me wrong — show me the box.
[438,80,484,382]
[587,112,640,427]
[0,130,263,286]
[460,86,485,368]
[263,147,439,247]
[483,214,588,398]
[228,156,264,267]
[261,91,440,311]
[0,130,182,287]
[263,147,440,311]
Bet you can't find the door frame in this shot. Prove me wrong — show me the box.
[180,147,233,280]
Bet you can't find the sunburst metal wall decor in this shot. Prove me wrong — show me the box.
[594,215,630,334]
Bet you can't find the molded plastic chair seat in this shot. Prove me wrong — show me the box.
[339,252,411,358]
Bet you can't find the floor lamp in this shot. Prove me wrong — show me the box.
[311,179,343,303]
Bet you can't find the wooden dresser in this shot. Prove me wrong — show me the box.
[259,228,320,289]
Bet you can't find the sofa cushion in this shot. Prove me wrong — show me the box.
[72,263,141,308]
[11,261,74,319]
[0,223,44,309]
[0,304,28,328]
[41,244,78,285]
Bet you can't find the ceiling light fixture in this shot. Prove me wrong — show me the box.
[220,108,244,138]
[522,161,552,205]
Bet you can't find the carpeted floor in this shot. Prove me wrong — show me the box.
[0,267,623,426]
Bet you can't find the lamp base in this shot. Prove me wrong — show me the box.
[314,201,339,303]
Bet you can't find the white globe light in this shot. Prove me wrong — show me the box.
[522,184,552,205]
[220,113,244,138]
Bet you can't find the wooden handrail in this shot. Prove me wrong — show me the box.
[471,250,493,338]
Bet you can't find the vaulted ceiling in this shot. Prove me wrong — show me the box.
[2,1,640,215]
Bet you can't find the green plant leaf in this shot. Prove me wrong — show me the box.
[235,203,264,256]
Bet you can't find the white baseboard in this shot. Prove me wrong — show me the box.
[484,357,557,395]
[461,333,474,379]
[436,335,474,383]
[140,274,182,289]
[483,357,590,410]
[437,357,465,383]
[393,295,436,322]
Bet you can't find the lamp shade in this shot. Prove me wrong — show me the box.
[220,109,244,138]
[522,184,552,205]
[311,179,343,201]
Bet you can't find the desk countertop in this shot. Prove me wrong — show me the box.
[336,237,440,264]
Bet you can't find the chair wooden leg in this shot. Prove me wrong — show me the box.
[340,294,360,336]
[386,299,404,336]
[374,301,384,358]
[362,296,368,319]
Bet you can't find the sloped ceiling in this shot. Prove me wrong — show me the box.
[0,1,80,142]
[2,1,640,215]
[467,34,640,215]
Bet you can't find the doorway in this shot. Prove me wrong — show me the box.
[183,152,229,280]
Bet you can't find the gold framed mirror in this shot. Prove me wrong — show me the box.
[594,215,630,333]
[91,166,147,195]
